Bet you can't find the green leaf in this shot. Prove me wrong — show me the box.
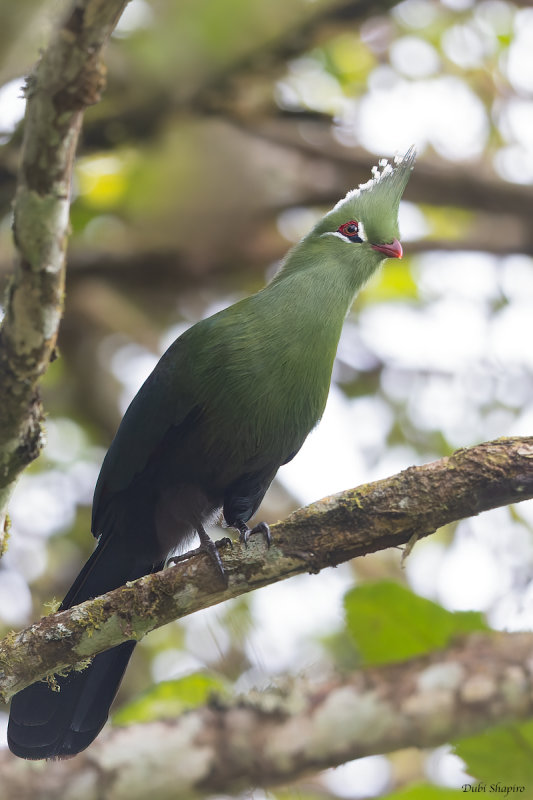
[323,33,376,88]
[113,671,229,726]
[455,720,533,788]
[419,205,474,241]
[274,791,331,800]
[344,581,487,666]
[380,785,464,799]
[359,260,419,304]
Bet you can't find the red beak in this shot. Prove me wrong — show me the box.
[371,238,403,259]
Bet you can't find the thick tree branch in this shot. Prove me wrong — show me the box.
[1,436,532,701]
[242,119,533,224]
[2,630,533,797]
[0,0,128,548]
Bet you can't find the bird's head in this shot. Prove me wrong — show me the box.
[310,146,416,264]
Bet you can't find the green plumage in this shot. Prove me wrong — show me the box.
[8,147,416,760]
[98,146,415,501]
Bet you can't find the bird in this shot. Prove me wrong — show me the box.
[8,147,416,759]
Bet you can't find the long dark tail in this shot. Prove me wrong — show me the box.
[7,534,163,760]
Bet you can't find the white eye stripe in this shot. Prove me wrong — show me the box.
[323,231,352,242]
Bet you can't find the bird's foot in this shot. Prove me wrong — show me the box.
[197,525,227,583]
[168,525,228,586]
[235,520,271,547]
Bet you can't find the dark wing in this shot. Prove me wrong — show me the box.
[91,336,199,533]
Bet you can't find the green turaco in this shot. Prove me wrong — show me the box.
[8,147,416,759]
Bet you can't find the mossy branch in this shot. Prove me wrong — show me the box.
[1,630,533,796]
[1,435,532,701]
[0,0,129,550]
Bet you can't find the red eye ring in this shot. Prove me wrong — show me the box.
[337,220,360,238]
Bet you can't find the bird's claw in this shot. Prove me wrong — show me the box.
[168,526,228,587]
[237,521,271,547]
[199,535,227,585]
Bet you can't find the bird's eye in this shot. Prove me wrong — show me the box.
[337,221,362,242]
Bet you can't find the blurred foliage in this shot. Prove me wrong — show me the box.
[113,671,230,725]
[344,581,487,665]
[358,258,419,302]
[455,720,533,789]
[381,786,464,799]
[1,0,533,794]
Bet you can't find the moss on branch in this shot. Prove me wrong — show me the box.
[1,436,532,701]
[0,0,129,550]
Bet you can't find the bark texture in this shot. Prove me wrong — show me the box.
[1,436,532,701]
[0,0,128,549]
[1,631,532,799]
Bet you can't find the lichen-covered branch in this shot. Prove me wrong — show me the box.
[1,630,533,798]
[0,0,128,550]
[1,436,532,701]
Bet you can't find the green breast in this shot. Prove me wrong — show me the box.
[186,280,345,478]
